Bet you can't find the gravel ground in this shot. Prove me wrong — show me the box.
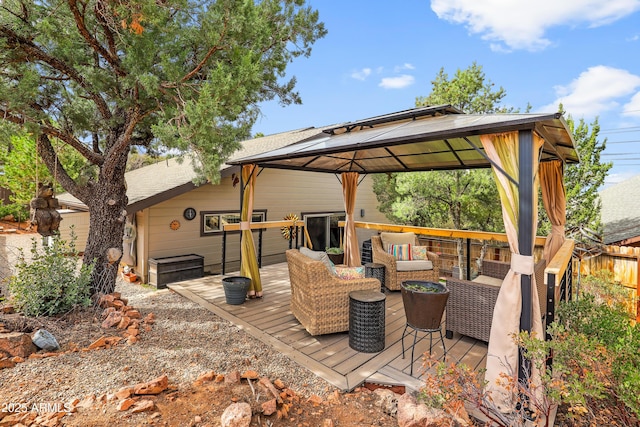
[0,233,335,407]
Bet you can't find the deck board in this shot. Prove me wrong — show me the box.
[169,262,487,392]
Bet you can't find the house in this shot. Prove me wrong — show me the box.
[56,127,387,282]
[600,173,640,246]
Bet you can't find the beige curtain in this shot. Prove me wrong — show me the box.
[540,160,566,263]
[240,164,262,297]
[342,172,361,267]
[480,132,544,412]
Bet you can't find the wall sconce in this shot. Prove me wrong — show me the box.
[360,209,365,218]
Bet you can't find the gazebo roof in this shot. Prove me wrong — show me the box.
[229,105,578,173]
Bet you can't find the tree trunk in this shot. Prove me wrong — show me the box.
[456,238,465,279]
[82,154,129,296]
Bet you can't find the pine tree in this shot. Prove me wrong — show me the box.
[1,0,326,294]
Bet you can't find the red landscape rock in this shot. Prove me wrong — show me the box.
[261,398,277,416]
[131,399,155,413]
[0,332,37,358]
[117,398,137,411]
[133,374,168,395]
[101,311,122,328]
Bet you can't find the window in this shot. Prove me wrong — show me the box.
[303,212,345,250]
[200,210,266,236]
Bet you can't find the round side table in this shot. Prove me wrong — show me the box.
[349,290,386,353]
[365,262,385,292]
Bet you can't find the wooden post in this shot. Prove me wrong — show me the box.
[637,256,640,323]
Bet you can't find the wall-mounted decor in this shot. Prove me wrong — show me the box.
[183,207,197,221]
[170,219,180,230]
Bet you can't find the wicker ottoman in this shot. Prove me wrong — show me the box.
[349,290,386,353]
[365,263,385,292]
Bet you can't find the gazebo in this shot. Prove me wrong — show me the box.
[228,104,579,409]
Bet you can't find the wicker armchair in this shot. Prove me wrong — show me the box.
[445,259,546,343]
[371,235,440,291]
[285,249,380,336]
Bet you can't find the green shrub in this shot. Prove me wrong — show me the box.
[8,232,93,317]
[418,271,640,425]
[578,269,635,315]
[0,202,28,222]
[557,291,640,417]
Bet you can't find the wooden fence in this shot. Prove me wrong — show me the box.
[577,244,640,319]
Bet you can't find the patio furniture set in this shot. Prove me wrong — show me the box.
[284,231,547,363]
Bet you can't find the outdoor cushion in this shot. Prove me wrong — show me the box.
[412,246,428,260]
[380,232,416,251]
[388,243,412,260]
[333,265,365,280]
[396,260,433,272]
[472,274,504,288]
[299,247,334,272]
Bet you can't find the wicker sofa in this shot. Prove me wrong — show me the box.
[285,249,380,336]
[371,233,440,291]
[445,259,546,343]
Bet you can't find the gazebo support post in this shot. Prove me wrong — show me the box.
[518,129,534,383]
[239,171,244,268]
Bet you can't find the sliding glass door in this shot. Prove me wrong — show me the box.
[303,212,345,251]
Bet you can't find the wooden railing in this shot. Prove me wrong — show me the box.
[342,221,547,279]
[222,219,307,274]
[347,221,548,246]
[543,239,575,341]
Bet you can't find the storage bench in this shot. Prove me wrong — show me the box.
[148,254,204,289]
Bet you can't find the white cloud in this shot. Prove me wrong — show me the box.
[537,66,640,118]
[394,63,416,72]
[605,171,637,187]
[622,92,640,117]
[378,75,416,89]
[431,0,640,51]
[351,68,372,81]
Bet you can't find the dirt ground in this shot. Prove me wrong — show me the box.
[62,380,396,427]
[0,219,32,234]
[0,308,398,427]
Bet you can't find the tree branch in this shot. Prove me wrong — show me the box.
[180,8,229,83]
[94,0,118,58]
[0,25,112,121]
[37,133,90,202]
[42,124,104,165]
[67,0,125,77]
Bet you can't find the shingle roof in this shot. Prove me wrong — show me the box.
[56,126,326,211]
[599,173,640,244]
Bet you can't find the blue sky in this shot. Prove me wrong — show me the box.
[253,0,640,186]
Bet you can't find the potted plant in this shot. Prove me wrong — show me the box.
[221,276,252,305]
[325,247,344,265]
[400,280,450,374]
[400,281,449,330]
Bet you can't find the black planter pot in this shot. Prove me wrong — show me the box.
[400,281,449,330]
[222,276,251,305]
[326,252,344,265]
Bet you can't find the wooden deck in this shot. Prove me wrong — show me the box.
[168,262,487,392]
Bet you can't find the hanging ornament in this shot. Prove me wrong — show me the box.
[30,182,62,236]
[281,213,299,240]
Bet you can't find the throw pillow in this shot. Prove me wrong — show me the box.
[380,231,416,251]
[299,247,334,272]
[333,265,365,280]
[412,246,428,260]
[388,243,412,260]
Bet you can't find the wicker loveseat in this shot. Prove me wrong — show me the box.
[371,233,440,291]
[285,249,380,336]
[445,259,546,343]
